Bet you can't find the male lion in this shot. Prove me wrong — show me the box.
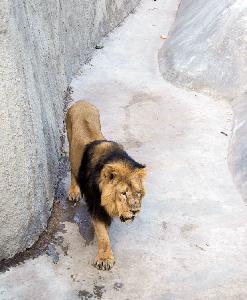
[66,100,146,270]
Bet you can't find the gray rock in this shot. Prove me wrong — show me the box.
[158,0,247,203]
[0,0,140,260]
[159,0,247,100]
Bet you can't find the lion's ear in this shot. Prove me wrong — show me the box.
[101,164,119,183]
[135,167,147,180]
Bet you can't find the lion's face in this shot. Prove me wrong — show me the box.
[115,178,145,222]
[99,162,146,222]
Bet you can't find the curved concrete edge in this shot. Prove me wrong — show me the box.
[158,0,247,203]
[228,92,247,202]
[0,0,140,260]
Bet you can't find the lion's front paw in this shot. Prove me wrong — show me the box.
[68,185,81,202]
[94,255,115,271]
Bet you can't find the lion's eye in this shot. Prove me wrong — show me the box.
[121,191,127,197]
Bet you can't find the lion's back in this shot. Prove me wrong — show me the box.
[67,100,105,145]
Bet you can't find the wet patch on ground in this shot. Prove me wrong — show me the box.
[93,284,105,299]
[0,154,94,272]
[78,284,105,300]
[78,290,94,299]
[0,200,64,272]
[162,221,168,230]
[114,282,124,291]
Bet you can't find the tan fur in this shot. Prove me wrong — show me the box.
[66,100,146,270]
[66,100,105,201]
[99,162,146,218]
[92,218,115,270]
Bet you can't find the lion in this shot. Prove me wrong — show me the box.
[66,100,146,270]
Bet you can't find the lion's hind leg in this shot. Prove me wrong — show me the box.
[66,111,81,202]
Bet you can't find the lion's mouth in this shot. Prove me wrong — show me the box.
[120,216,135,223]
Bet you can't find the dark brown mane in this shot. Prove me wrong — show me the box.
[78,140,145,226]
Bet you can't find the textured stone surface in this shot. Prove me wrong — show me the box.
[0,0,140,260]
[158,0,247,204]
[159,0,247,100]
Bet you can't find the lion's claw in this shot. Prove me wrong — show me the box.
[68,192,81,202]
[94,256,115,271]
[68,185,81,202]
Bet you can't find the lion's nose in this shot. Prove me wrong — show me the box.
[130,209,140,215]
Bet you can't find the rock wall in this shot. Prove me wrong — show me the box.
[158,0,247,202]
[0,0,140,260]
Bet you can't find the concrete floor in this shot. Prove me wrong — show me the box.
[1,0,247,299]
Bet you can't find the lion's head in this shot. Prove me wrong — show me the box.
[99,161,146,222]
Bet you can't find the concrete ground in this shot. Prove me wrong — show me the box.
[1,0,247,299]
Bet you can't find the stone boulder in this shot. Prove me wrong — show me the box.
[159,0,247,203]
